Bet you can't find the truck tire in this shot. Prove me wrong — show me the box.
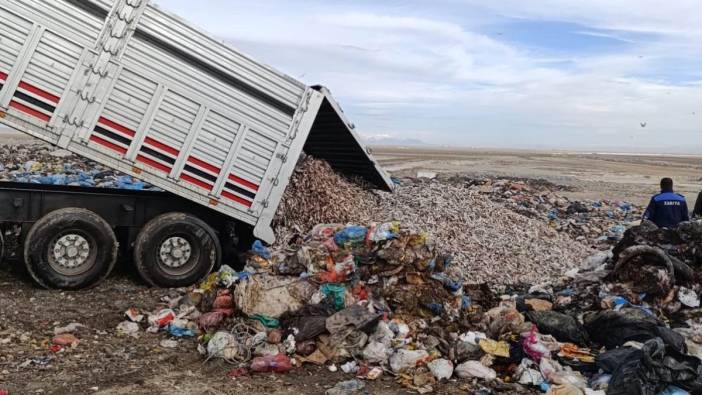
[0,231,5,264]
[23,208,118,290]
[134,212,220,288]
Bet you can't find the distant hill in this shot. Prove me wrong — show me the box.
[361,134,429,147]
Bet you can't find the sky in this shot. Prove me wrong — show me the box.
[151,1,702,153]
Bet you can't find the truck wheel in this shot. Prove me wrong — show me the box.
[134,212,220,288]
[0,231,5,264]
[23,208,118,290]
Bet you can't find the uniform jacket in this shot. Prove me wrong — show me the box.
[643,190,689,228]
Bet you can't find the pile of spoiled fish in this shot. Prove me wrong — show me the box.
[454,177,644,248]
[121,220,702,395]
[275,158,593,285]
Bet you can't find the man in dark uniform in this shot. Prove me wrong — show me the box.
[694,191,702,218]
[643,178,689,228]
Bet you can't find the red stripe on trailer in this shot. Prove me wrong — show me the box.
[0,71,7,82]
[143,137,179,156]
[9,100,51,122]
[228,174,259,191]
[98,117,136,138]
[17,81,60,104]
[180,174,213,191]
[136,154,171,173]
[221,190,253,208]
[90,135,128,155]
[187,156,220,174]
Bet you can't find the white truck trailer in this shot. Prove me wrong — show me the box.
[0,0,392,289]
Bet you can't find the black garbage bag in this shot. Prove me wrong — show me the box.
[280,303,337,341]
[597,346,641,373]
[604,338,702,395]
[525,311,589,346]
[584,310,687,353]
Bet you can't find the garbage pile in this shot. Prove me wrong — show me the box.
[368,181,591,284]
[457,177,643,248]
[273,157,379,232]
[275,159,592,284]
[0,143,157,190]
[118,222,702,395]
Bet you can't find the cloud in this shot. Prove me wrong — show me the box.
[154,0,702,153]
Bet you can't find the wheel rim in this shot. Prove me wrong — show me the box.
[157,236,197,276]
[48,233,95,276]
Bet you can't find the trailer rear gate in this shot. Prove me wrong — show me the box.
[0,0,393,245]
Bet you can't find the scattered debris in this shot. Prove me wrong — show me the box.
[128,217,702,394]
[0,143,159,190]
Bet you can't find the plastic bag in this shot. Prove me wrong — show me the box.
[250,353,292,374]
[389,349,429,373]
[526,311,589,346]
[584,310,686,353]
[523,326,552,362]
[605,338,702,395]
[251,240,271,259]
[428,359,454,381]
[368,222,400,242]
[280,303,337,342]
[334,226,368,247]
[321,284,347,311]
[455,360,497,380]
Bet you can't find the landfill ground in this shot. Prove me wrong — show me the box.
[1,134,700,395]
[373,146,702,209]
[0,266,439,395]
[1,266,542,395]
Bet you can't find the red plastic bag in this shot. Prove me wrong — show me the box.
[250,353,293,374]
[317,270,346,284]
[198,311,225,330]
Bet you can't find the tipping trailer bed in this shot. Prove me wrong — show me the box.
[0,0,392,243]
[0,0,392,289]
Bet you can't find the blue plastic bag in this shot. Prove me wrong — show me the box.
[334,226,368,247]
[251,240,271,259]
[168,324,195,337]
[430,272,462,293]
[116,175,145,190]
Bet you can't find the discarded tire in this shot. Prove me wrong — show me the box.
[23,208,118,289]
[134,212,220,287]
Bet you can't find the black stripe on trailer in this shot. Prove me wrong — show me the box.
[183,165,217,183]
[63,0,109,19]
[93,125,132,146]
[224,182,257,200]
[13,90,56,113]
[139,146,176,165]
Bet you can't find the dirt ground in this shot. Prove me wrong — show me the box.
[1,134,698,394]
[373,146,702,209]
[1,263,535,395]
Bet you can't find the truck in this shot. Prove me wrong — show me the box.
[0,0,393,289]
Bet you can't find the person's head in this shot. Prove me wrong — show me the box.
[660,177,674,192]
